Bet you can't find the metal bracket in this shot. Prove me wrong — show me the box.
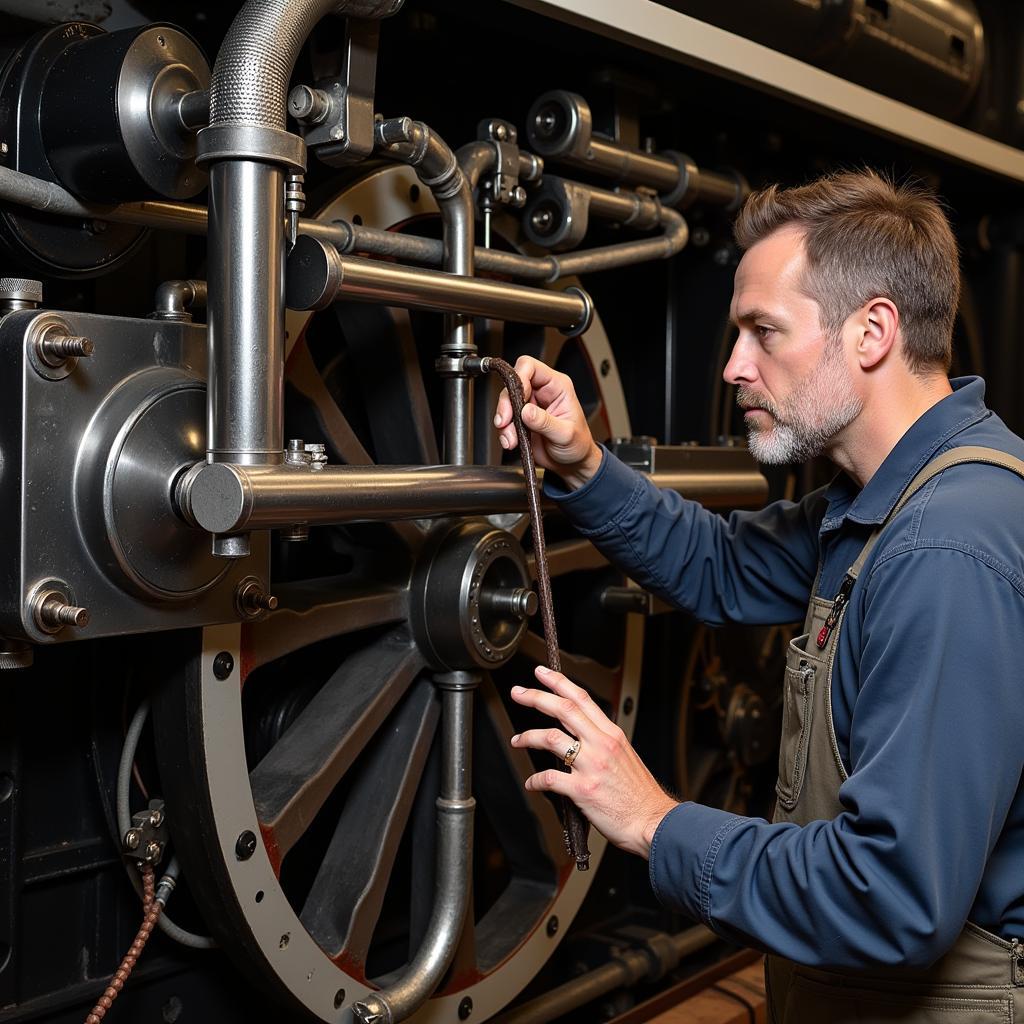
[123,800,168,865]
[293,19,381,167]
[476,119,527,208]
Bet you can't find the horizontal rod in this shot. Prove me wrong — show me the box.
[181,460,768,535]
[286,235,593,332]
[0,163,686,283]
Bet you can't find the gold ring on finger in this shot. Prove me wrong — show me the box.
[564,738,581,768]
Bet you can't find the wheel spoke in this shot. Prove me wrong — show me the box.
[539,326,567,369]
[300,677,440,965]
[475,676,565,872]
[526,537,608,579]
[242,581,408,675]
[250,628,424,860]
[287,336,423,549]
[334,304,440,465]
[287,336,374,465]
[518,631,618,704]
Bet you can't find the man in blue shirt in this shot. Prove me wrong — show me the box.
[494,170,1024,1021]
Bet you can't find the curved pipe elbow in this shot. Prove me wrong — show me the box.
[209,0,404,131]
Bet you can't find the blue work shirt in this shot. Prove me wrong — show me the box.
[546,377,1024,969]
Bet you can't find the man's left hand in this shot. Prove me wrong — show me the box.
[510,666,679,859]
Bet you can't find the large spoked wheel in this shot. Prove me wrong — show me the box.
[155,166,644,1022]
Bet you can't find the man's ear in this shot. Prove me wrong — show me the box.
[854,297,900,370]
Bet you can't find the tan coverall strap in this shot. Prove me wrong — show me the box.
[847,446,1024,582]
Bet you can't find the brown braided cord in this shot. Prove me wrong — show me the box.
[85,864,163,1023]
[483,356,591,870]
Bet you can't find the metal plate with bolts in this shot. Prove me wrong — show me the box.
[0,307,267,643]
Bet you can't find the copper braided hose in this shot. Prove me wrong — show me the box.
[85,864,163,1023]
[480,356,591,870]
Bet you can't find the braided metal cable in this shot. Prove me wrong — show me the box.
[481,356,591,870]
[84,864,163,1023]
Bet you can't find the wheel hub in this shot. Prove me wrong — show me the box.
[412,521,534,671]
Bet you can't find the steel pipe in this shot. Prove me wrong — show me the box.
[152,279,208,322]
[0,164,686,284]
[179,459,768,535]
[206,160,286,464]
[196,0,405,470]
[493,926,716,1024]
[376,117,476,465]
[286,235,593,333]
[352,672,478,1024]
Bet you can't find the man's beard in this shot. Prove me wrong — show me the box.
[737,345,862,465]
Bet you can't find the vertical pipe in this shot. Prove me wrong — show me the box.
[439,175,475,466]
[352,671,477,1024]
[207,160,285,464]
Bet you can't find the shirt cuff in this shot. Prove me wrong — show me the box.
[648,801,746,925]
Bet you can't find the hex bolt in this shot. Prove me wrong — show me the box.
[145,841,163,862]
[235,577,278,620]
[235,829,257,861]
[37,334,94,367]
[33,589,90,633]
[149,808,164,828]
[212,651,234,680]
[124,828,141,851]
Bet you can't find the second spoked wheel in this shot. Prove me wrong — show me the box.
[155,166,646,1022]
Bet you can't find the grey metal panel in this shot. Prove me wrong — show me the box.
[504,0,1024,184]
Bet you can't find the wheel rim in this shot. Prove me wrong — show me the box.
[155,165,645,1022]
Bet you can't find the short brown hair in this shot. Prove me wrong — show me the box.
[733,170,959,373]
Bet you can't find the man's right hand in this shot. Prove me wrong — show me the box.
[493,356,603,490]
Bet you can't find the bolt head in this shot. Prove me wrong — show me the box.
[149,808,164,827]
[212,651,234,680]
[330,126,345,141]
[145,841,162,861]
[546,915,559,937]
[124,828,141,851]
[622,697,635,716]
[235,829,258,861]
[458,997,473,1020]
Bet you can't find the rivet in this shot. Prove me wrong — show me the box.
[213,651,234,679]
[235,829,257,860]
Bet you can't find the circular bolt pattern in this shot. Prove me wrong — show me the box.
[546,915,559,937]
[235,829,257,861]
[458,997,473,1020]
[213,651,234,680]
